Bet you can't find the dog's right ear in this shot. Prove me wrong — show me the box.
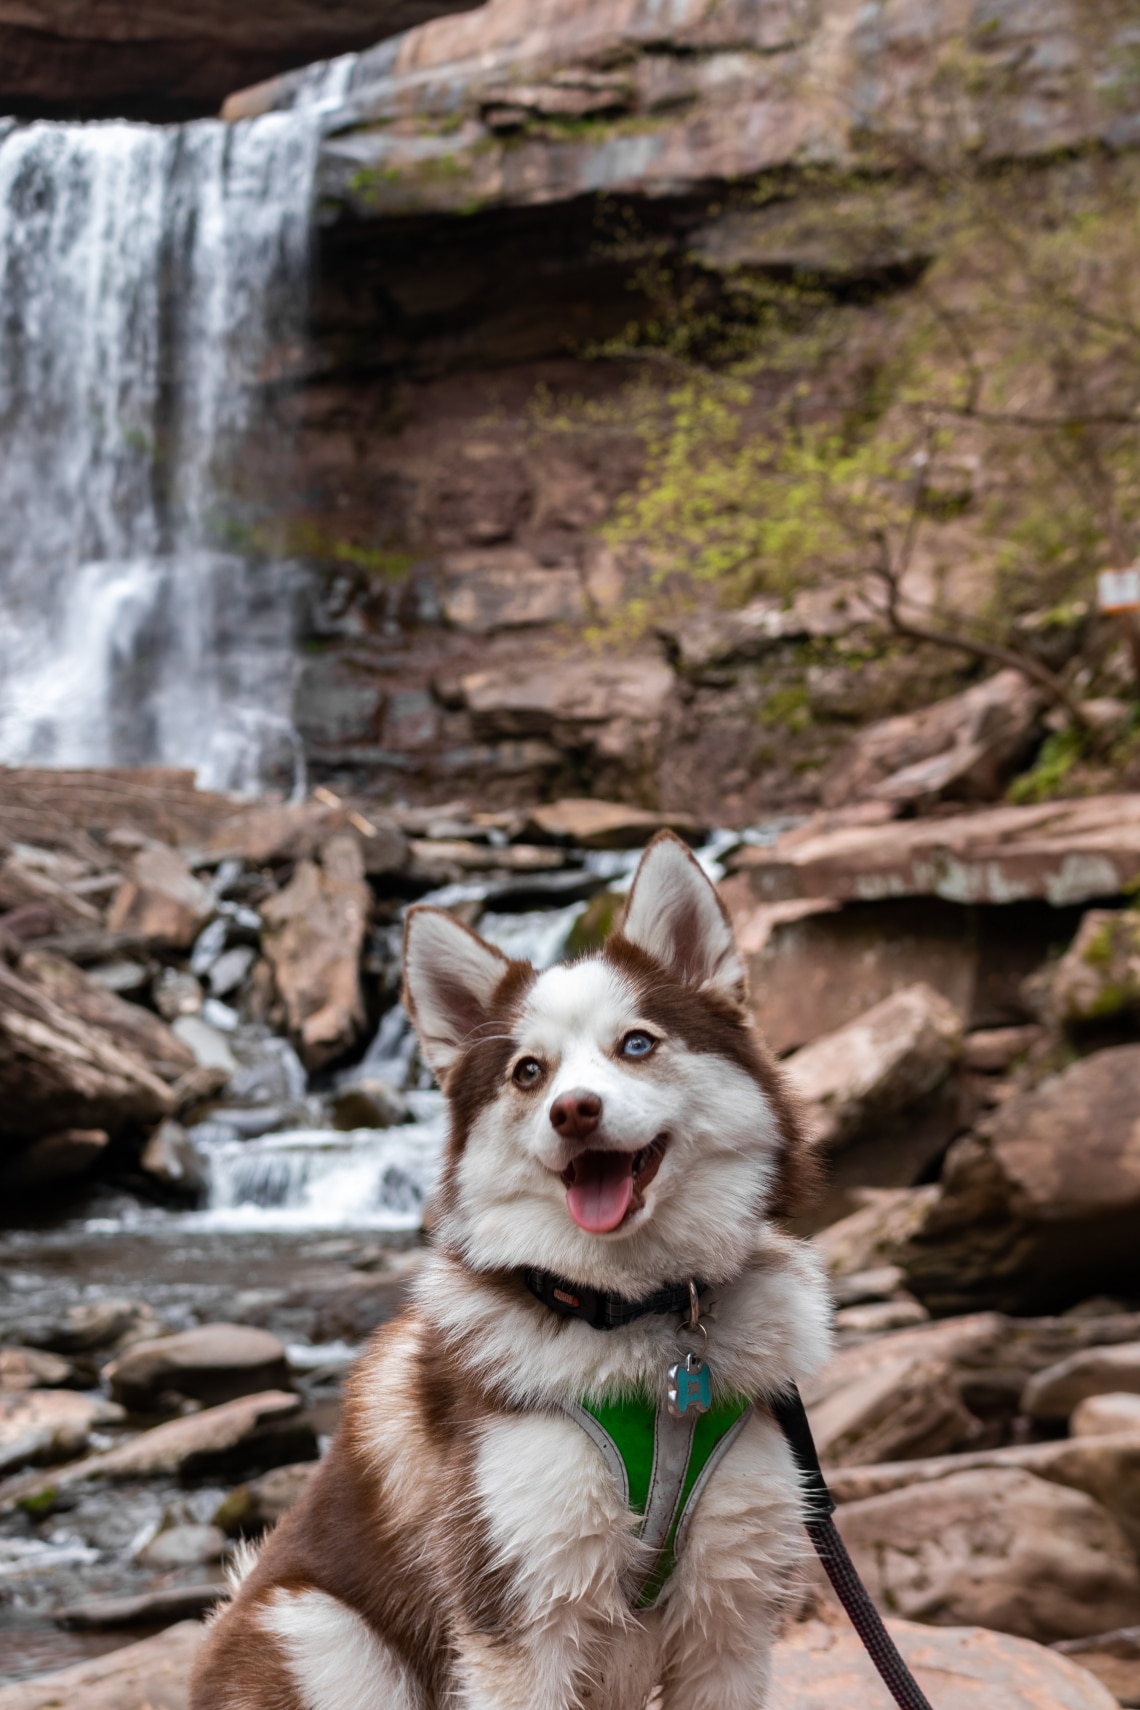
[402,906,511,1083]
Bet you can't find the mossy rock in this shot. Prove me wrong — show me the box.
[565,890,623,957]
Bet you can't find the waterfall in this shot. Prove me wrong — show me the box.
[0,61,353,793]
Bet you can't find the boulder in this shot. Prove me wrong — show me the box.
[106,846,213,951]
[0,1347,72,1392]
[1023,1343,1140,1422]
[0,1618,201,1710]
[724,890,977,1056]
[898,1046,1140,1314]
[769,1617,1119,1710]
[0,1127,108,1188]
[261,834,370,1071]
[728,795,1140,909]
[7,1297,166,1356]
[834,1467,1140,1643]
[459,657,674,773]
[812,1188,940,1279]
[1055,1627,1140,1708]
[825,1433,1140,1558]
[523,799,703,849]
[207,799,408,875]
[213,1459,318,1535]
[105,1324,291,1412]
[135,1523,227,1570]
[1072,1393,1140,1437]
[0,1390,123,1476]
[25,1390,316,1487]
[831,1299,928,1335]
[328,1079,411,1131]
[56,1584,226,1630]
[138,1119,208,1202]
[170,1014,236,1076]
[963,1026,1043,1074]
[665,583,872,672]
[784,983,963,1151]
[439,551,586,632]
[822,669,1043,810]
[17,951,195,1082]
[1030,908,1140,1027]
[0,961,173,1140]
[809,1347,984,1466]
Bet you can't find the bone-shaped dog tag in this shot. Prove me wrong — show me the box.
[667,1352,712,1418]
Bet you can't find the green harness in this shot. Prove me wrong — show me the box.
[563,1391,752,1609]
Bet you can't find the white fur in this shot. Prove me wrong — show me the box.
[262,1588,426,1710]
[403,906,509,1081]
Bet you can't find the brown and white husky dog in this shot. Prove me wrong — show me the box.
[190,832,831,1710]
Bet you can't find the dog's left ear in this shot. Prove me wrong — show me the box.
[619,831,746,1002]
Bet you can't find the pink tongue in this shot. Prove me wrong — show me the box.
[566,1151,634,1233]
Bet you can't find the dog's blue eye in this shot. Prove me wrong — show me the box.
[621,1031,655,1059]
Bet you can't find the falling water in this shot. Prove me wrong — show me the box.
[0,61,354,792]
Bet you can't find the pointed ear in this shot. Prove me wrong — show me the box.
[618,832,746,1002]
[402,906,512,1082]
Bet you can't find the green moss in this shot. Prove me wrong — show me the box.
[565,891,622,956]
[1081,921,1116,969]
[1007,729,1084,805]
[758,683,813,735]
[18,1486,58,1516]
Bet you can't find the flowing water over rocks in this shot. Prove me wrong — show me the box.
[0,61,353,793]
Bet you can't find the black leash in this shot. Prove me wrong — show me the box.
[772,1386,934,1710]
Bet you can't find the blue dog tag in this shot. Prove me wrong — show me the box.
[667,1353,712,1418]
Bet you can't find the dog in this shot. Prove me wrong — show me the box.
[190,831,831,1710]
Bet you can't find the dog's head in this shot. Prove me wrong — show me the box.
[402,831,809,1292]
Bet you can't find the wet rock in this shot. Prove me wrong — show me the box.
[13,1297,166,1356]
[0,960,173,1140]
[724,891,976,1056]
[1055,1627,1140,1707]
[208,945,256,998]
[898,1046,1140,1315]
[1023,1343,1140,1422]
[1072,1393,1140,1437]
[0,1390,123,1476]
[170,1014,236,1076]
[261,834,371,1071]
[105,1324,291,1412]
[439,550,586,632]
[153,968,204,1021]
[728,795,1140,908]
[135,1522,227,1570]
[213,1459,317,1535]
[138,1120,207,1202]
[18,950,195,1082]
[770,1617,1119,1710]
[0,1127,108,1188]
[822,669,1043,810]
[56,1583,226,1631]
[106,846,213,951]
[523,799,703,849]
[0,1617,202,1710]
[0,1347,73,1392]
[1030,908,1140,1027]
[84,958,151,997]
[328,1078,411,1131]
[834,1467,1140,1643]
[784,983,962,1151]
[306,1268,417,1343]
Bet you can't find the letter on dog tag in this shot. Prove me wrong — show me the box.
[667,1353,712,1418]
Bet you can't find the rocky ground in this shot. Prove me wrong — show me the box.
[2,766,1140,1705]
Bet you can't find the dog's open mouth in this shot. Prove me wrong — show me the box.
[560,1136,667,1234]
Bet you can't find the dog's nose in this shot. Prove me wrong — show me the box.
[549,1088,602,1140]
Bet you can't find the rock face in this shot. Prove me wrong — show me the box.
[823,671,1044,811]
[260,833,371,1070]
[898,1046,1140,1314]
[0,1619,202,1710]
[834,1467,1140,1643]
[784,984,962,1151]
[105,1324,292,1412]
[0,0,484,121]
[768,1618,1119,1710]
[730,796,1140,909]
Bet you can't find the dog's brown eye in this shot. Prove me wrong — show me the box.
[513,1057,544,1088]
